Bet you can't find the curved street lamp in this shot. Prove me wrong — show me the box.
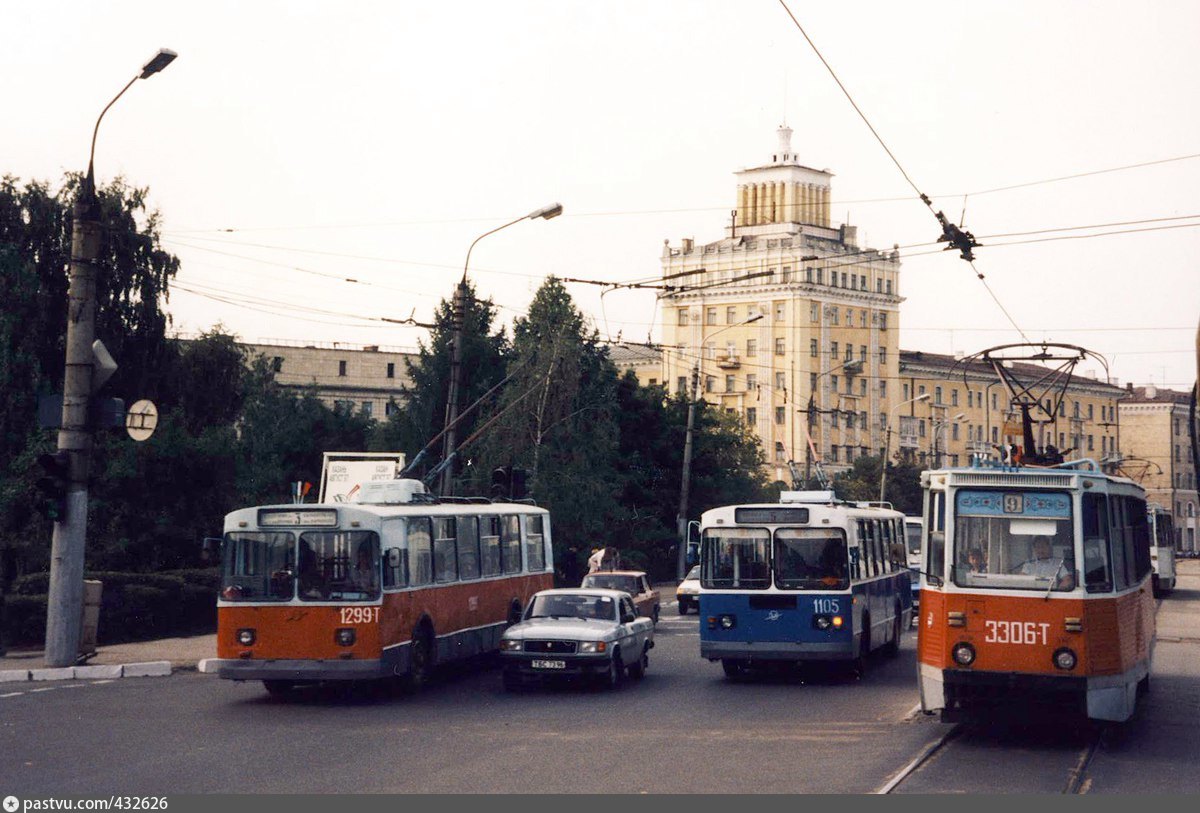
[931,411,967,468]
[440,202,563,495]
[878,393,931,503]
[44,48,177,668]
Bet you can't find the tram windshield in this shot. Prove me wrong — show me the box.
[773,529,848,590]
[701,528,771,589]
[953,491,1076,592]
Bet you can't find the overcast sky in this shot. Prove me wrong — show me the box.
[5,1,1198,390]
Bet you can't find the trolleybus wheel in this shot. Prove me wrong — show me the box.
[883,606,902,659]
[262,680,295,696]
[721,659,745,679]
[408,625,434,690]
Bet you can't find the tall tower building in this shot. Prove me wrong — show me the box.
[659,126,903,484]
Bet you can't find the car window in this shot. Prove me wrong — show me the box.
[686,566,700,581]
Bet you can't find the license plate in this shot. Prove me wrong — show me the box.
[530,659,566,670]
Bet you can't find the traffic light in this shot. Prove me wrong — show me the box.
[35,450,71,521]
[510,468,528,500]
[490,466,511,499]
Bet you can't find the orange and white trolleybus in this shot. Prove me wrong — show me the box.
[212,479,554,694]
[917,459,1155,723]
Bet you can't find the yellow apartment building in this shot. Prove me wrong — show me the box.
[1119,385,1197,551]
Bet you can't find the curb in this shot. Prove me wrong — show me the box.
[0,660,172,683]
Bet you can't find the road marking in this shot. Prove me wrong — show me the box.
[30,687,56,693]
[92,679,116,685]
[57,684,86,689]
[0,692,24,698]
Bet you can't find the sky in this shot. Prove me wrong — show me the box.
[4,0,1198,391]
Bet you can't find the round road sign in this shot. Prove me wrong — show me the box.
[126,399,158,441]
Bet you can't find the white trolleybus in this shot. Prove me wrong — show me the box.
[698,490,914,677]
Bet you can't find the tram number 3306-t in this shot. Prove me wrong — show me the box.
[984,620,1050,645]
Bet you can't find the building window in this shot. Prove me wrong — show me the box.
[918,385,926,396]
[831,375,839,392]
[725,375,735,392]
[859,275,866,290]
[746,339,757,358]
[831,341,839,358]
[903,383,910,400]
[845,345,853,362]
[877,279,883,293]
[886,280,893,294]
[705,376,715,393]
[951,389,959,407]
[810,373,818,391]
[1087,403,1094,420]
[810,302,819,322]
[806,267,814,283]
[1087,435,1094,451]
[831,273,838,288]
[879,312,888,331]
[726,306,736,324]
[338,360,347,377]
[677,376,687,394]
[272,356,283,373]
[841,273,848,287]
[747,407,757,424]
[934,386,943,404]
[1073,401,1080,419]
[782,266,792,282]
[859,345,867,363]
[361,401,373,418]
[860,380,867,396]
[918,420,926,438]
[775,302,786,322]
[846,412,855,429]
[775,442,786,463]
[678,308,689,326]
[831,410,840,428]
[845,446,854,463]
[880,380,887,398]
[951,423,960,440]
[775,407,785,424]
[992,393,998,411]
[775,372,786,390]
[775,337,785,355]
[386,362,395,379]
[879,347,887,364]
[746,374,758,391]
[385,400,398,417]
[816,269,824,284]
[991,426,998,443]
[706,307,717,326]
[810,339,819,357]
[649,378,658,386]
[951,455,960,467]
[831,309,839,326]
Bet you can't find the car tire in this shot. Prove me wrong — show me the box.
[677,600,688,616]
[629,645,648,679]
[652,606,660,625]
[1137,673,1150,697]
[605,650,624,690]
[262,680,295,697]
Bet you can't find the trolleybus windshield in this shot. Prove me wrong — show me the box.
[221,532,293,601]
[953,490,1075,591]
[773,529,849,590]
[701,528,770,589]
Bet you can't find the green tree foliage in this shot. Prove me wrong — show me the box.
[831,454,924,515]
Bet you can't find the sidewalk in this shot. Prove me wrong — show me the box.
[0,632,215,681]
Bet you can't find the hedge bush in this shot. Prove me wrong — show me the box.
[2,568,220,646]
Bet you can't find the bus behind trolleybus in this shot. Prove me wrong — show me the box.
[211,479,554,694]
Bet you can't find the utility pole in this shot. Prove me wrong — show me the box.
[675,364,699,580]
[440,280,468,496]
[43,48,176,668]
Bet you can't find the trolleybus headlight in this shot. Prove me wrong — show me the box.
[952,642,976,667]
[720,614,736,629]
[236,628,256,646]
[578,641,607,653]
[815,615,832,630]
[1053,647,1077,671]
[335,628,356,647]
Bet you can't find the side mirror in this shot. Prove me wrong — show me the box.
[202,537,221,557]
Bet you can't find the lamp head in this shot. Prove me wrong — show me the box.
[528,202,563,221]
[140,49,178,79]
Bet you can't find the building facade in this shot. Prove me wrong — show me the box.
[657,126,903,484]
[243,340,417,420]
[1119,385,1198,551]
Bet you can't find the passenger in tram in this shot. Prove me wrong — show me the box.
[966,547,988,573]
[1018,537,1075,589]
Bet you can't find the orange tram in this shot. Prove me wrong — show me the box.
[917,458,1155,723]
[211,479,554,694]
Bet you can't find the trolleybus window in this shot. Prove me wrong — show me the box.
[1082,493,1112,592]
[774,528,848,589]
[525,515,546,571]
[221,532,293,601]
[701,528,770,589]
[298,530,380,601]
[433,517,458,583]
[480,516,502,577]
[382,519,407,589]
[408,517,434,586]
[457,516,481,580]
[952,491,1074,592]
[501,515,522,574]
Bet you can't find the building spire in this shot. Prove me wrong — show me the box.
[775,123,794,164]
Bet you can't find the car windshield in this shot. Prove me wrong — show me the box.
[527,594,615,621]
[953,490,1075,592]
[582,574,640,594]
[685,566,700,581]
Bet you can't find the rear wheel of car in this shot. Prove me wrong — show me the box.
[629,645,649,679]
[651,606,660,625]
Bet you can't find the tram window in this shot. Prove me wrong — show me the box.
[525,515,546,571]
[457,516,481,580]
[1129,497,1151,580]
[480,516,502,577]
[408,518,433,586]
[433,517,458,583]
[1108,499,1130,591]
[926,492,945,585]
[501,515,522,574]
[1082,494,1112,592]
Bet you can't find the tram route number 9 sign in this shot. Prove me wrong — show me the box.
[1003,494,1024,514]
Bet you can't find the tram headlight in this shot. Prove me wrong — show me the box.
[335,627,356,647]
[236,628,256,646]
[1053,647,1077,671]
[952,642,976,667]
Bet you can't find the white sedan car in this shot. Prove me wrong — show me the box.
[675,565,701,615]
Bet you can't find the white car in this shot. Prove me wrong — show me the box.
[675,565,700,615]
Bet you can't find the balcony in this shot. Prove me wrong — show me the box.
[716,354,741,369]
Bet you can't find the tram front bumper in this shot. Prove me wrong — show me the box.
[701,640,855,662]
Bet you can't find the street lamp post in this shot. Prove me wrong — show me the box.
[878,393,931,504]
[441,203,562,496]
[44,48,177,668]
[675,314,763,580]
[802,356,863,487]
[931,411,966,469]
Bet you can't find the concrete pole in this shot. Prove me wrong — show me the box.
[675,364,700,580]
[44,193,102,667]
[440,280,468,496]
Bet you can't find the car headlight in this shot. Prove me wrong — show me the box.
[952,642,976,666]
[1053,647,1077,671]
[500,639,523,651]
[236,628,256,646]
[578,641,608,654]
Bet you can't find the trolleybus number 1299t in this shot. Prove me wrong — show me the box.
[339,607,380,625]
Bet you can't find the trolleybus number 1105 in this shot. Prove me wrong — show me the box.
[813,598,841,614]
[984,620,1050,645]
[339,607,380,625]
